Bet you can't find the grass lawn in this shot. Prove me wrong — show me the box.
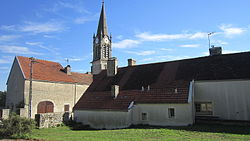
[28,124,250,141]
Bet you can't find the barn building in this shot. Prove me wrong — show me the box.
[6,56,92,118]
[73,2,250,129]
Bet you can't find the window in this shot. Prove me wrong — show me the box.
[141,112,148,121]
[195,102,212,115]
[168,108,175,118]
[64,105,70,112]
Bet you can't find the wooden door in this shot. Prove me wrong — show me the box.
[37,101,54,114]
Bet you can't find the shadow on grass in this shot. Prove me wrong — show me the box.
[64,120,250,135]
[129,123,250,135]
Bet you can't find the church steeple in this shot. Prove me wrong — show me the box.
[97,2,108,37]
[91,1,112,75]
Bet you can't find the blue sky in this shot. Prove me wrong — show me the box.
[0,0,250,91]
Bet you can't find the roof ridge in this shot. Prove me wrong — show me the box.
[118,51,250,69]
[17,56,60,64]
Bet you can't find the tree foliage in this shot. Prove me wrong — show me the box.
[0,113,36,138]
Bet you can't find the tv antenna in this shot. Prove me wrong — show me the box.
[208,32,215,48]
[65,58,69,65]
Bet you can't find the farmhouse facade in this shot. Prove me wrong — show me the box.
[74,51,250,129]
[73,3,250,129]
[6,56,92,118]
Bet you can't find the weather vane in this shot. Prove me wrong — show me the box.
[66,58,69,65]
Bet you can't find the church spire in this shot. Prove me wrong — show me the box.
[91,1,112,75]
[97,2,108,37]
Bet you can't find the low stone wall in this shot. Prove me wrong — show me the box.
[1,109,10,119]
[35,112,71,128]
[19,108,28,118]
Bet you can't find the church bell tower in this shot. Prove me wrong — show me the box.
[91,2,112,75]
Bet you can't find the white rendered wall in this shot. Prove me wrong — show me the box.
[74,110,131,129]
[132,104,193,126]
[6,58,25,111]
[74,103,193,129]
[194,80,250,120]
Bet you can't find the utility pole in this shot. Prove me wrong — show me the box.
[29,57,36,118]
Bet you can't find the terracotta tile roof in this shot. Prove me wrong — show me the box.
[70,72,93,85]
[17,56,93,84]
[74,51,250,111]
[74,84,189,111]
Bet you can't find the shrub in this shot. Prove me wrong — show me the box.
[0,113,35,138]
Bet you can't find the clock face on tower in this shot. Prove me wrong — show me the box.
[104,37,109,44]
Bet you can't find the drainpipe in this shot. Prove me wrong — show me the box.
[191,80,195,124]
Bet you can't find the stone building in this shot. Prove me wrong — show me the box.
[6,56,92,118]
[73,2,250,129]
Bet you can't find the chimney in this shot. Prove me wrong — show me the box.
[64,65,71,75]
[107,57,118,77]
[209,46,222,56]
[111,85,119,98]
[128,58,136,66]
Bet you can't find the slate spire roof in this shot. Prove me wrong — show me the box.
[96,2,108,37]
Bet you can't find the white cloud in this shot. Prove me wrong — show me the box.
[136,32,207,41]
[113,39,141,49]
[0,56,13,64]
[48,1,90,14]
[74,17,96,24]
[0,67,9,70]
[0,45,42,55]
[20,22,64,34]
[0,25,16,31]
[0,59,11,64]
[74,13,98,24]
[139,58,154,62]
[179,44,200,48]
[25,42,42,46]
[25,42,59,55]
[0,35,20,42]
[219,24,245,37]
[139,55,192,64]
[116,35,124,40]
[43,35,57,39]
[213,40,228,45]
[125,50,156,56]
[160,48,173,51]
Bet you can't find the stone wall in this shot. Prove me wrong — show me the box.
[35,112,71,128]
[24,80,89,118]
[6,57,25,112]
[1,109,10,119]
